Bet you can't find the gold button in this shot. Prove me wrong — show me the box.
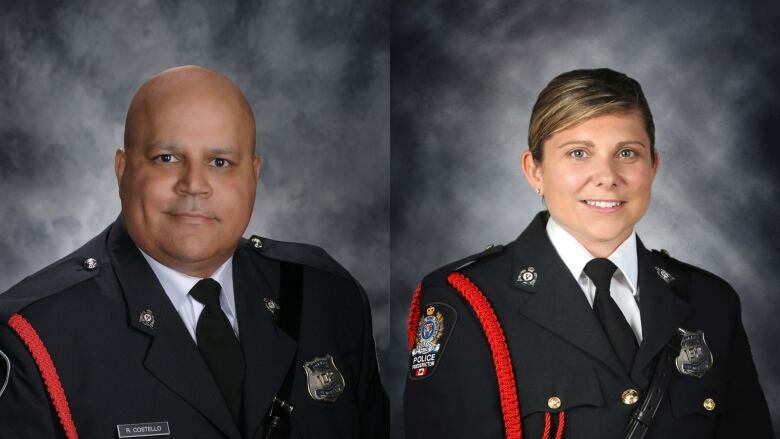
[621,388,640,405]
[547,396,561,409]
[703,398,716,411]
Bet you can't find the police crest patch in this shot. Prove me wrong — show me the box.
[675,328,713,378]
[409,302,456,380]
[303,355,345,402]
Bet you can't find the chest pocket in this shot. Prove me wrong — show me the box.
[668,375,725,418]
[518,366,604,416]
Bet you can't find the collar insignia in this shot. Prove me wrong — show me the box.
[515,266,538,287]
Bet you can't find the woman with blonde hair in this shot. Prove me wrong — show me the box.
[404,68,773,439]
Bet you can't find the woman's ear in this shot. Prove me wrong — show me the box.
[521,149,544,195]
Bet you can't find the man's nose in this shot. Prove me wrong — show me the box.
[175,163,212,196]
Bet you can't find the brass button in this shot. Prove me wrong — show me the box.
[547,396,561,409]
[703,398,716,411]
[621,388,640,405]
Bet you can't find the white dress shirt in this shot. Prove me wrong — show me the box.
[545,217,643,343]
[139,250,239,342]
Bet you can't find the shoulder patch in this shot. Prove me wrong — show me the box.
[244,235,351,279]
[409,302,457,380]
[0,349,9,398]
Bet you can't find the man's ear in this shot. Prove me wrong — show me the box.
[115,148,126,185]
[253,155,262,180]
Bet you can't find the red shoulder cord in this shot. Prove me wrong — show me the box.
[7,313,79,439]
[408,275,567,439]
[446,272,523,439]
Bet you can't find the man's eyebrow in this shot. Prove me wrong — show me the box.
[145,143,180,152]
[143,143,242,156]
[556,140,595,148]
[208,146,241,156]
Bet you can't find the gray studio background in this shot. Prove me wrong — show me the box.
[0,0,389,383]
[391,0,780,436]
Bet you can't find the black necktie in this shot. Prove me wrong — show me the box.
[189,278,245,424]
[583,258,638,374]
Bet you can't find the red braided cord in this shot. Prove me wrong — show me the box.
[555,412,565,439]
[7,313,79,439]
[542,412,552,439]
[407,284,423,351]
[447,272,522,439]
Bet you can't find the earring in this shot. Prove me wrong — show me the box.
[536,188,541,195]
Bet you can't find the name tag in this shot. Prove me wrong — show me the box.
[116,421,170,438]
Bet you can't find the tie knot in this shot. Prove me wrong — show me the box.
[583,258,617,291]
[189,278,222,309]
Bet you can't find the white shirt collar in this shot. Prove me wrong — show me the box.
[546,216,638,295]
[138,249,237,319]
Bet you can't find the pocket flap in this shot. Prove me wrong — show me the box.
[518,367,604,415]
[668,378,725,417]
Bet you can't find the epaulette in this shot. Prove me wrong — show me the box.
[651,248,731,287]
[422,243,506,285]
[243,235,351,280]
[0,252,104,321]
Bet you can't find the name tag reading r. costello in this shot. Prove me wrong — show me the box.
[116,421,170,438]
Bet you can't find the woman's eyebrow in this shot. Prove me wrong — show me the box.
[556,140,595,148]
[616,140,647,148]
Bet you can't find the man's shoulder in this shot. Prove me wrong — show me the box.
[240,235,353,281]
[0,226,112,320]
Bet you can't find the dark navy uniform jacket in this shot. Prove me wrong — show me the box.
[404,211,773,439]
[0,217,388,438]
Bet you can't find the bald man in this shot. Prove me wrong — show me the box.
[0,66,388,439]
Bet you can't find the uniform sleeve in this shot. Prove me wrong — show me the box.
[0,324,61,438]
[403,283,505,439]
[354,282,390,439]
[714,295,775,438]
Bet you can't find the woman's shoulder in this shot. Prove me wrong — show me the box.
[419,243,508,288]
[651,248,741,308]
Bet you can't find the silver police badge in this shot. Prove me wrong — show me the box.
[303,355,345,402]
[675,328,713,378]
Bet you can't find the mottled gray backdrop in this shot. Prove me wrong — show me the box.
[392,0,780,436]
[0,0,389,385]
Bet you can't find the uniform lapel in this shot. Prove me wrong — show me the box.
[630,241,690,387]
[510,212,628,380]
[108,218,242,439]
[233,245,297,439]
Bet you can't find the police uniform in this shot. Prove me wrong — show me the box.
[404,211,773,439]
[0,217,388,439]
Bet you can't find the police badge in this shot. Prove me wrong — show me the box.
[302,355,345,402]
[675,328,713,378]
